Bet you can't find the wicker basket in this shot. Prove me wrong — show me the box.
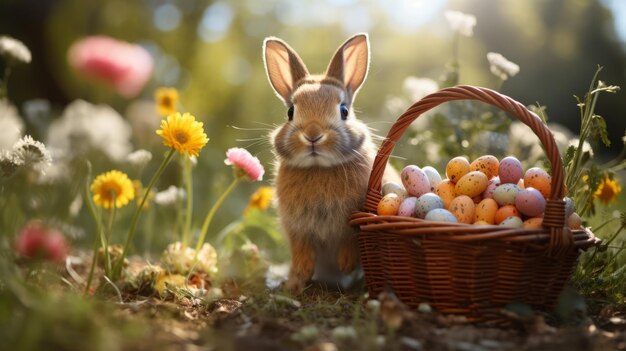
[350,85,600,324]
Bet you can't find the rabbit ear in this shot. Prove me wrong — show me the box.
[326,33,370,103]
[263,37,309,104]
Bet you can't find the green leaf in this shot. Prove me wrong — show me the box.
[563,145,577,168]
[591,115,611,147]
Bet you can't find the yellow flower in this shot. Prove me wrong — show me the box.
[244,186,273,217]
[91,170,135,209]
[594,176,622,205]
[132,180,154,210]
[156,112,208,157]
[155,87,179,117]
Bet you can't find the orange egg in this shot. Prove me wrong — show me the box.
[377,193,402,216]
[446,156,471,184]
[449,195,476,224]
[523,167,551,198]
[455,171,489,198]
[435,179,457,209]
[523,217,543,229]
[494,205,521,224]
[474,198,498,224]
[517,178,525,189]
[470,155,499,179]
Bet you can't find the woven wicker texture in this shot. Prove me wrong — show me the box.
[350,85,599,324]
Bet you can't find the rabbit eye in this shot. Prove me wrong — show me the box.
[287,106,294,121]
[340,104,349,120]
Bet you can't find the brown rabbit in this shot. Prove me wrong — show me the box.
[264,33,383,292]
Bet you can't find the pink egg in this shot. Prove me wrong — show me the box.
[499,156,523,184]
[483,176,501,199]
[515,187,546,217]
[398,197,418,217]
[401,165,431,197]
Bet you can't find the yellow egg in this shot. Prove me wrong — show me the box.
[523,217,543,229]
[524,167,551,198]
[435,179,457,209]
[470,155,499,179]
[449,195,475,224]
[455,171,489,198]
[446,156,471,184]
[377,193,402,216]
[474,198,498,224]
[474,220,490,225]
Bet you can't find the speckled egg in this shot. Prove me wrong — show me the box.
[470,155,499,179]
[446,156,471,183]
[401,165,431,197]
[474,220,490,226]
[499,216,523,228]
[524,167,552,198]
[415,193,445,219]
[449,195,476,224]
[567,212,582,229]
[498,156,523,184]
[422,166,443,192]
[493,183,521,206]
[474,198,498,224]
[397,196,418,217]
[382,181,408,200]
[515,187,546,217]
[523,217,543,229]
[435,179,457,209]
[483,177,501,199]
[495,205,521,224]
[377,193,402,216]
[425,208,458,223]
[564,197,576,218]
[455,171,489,198]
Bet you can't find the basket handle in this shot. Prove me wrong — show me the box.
[364,85,571,251]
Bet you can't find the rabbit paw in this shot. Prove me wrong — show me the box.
[286,238,315,293]
[338,239,359,274]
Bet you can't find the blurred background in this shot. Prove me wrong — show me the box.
[1,0,625,249]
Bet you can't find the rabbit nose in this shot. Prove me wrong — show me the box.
[305,135,323,143]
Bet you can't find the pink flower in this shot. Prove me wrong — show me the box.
[225,148,264,182]
[16,220,69,264]
[68,36,154,98]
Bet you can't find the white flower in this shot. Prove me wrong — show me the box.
[161,242,218,276]
[445,11,476,37]
[0,99,24,150]
[0,36,31,64]
[11,135,52,174]
[0,149,23,178]
[154,185,186,206]
[487,52,520,80]
[403,77,439,102]
[126,149,152,167]
[47,100,132,162]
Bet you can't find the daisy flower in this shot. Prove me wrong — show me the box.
[225,147,264,182]
[156,112,208,157]
[11,135,52,174]
[90,170,136,209]
[594,175,622,205]
[244,186,273,217]
[154,87,179,117]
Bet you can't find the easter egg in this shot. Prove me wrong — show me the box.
[523,217,543,229]
[449,195,476,224]
[517,178,525,189]
[425,208,458,223]
[563,197,576,219]
[474,220,490,225]
[415,193,445,219]
[382,181,408,200]
[455,171,489,198]
[474,198,498,224]
[493,183,521,206]
[446,156,471,183]
[377,193,402,216]
[524,167,552,198]
[401,165,431,197]
[422,166,443,192]
[515,187,546,217]
[499,216,523,228]
[498,156,523,184]
[495,205,521,224]
[567,212,582,229]
[470,155,499,179]
[483,177,501,199]
[435,179,457,209]
[397,197,418,217]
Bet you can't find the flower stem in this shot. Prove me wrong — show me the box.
[195,177,240,253]
[182,157,193,246]
[112,149,176,280]
[83,161,106,291]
